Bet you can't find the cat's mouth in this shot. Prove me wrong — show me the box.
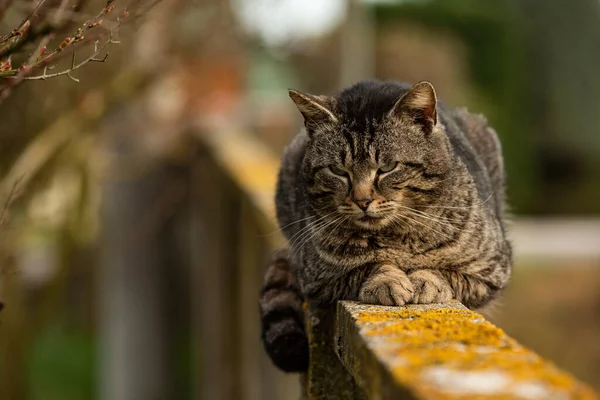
[358,214,383,222]
[356,213,386,228]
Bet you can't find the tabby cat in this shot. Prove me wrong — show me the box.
[259,80,512,372]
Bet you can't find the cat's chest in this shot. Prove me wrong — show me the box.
[314,231,417,267]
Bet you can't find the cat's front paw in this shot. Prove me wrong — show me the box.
[359,264,413,306]
[409,269,453,304]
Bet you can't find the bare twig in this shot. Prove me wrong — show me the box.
[0,0,97,60]
[10,4,113,31]
[23,37,112,81]
[0,0,123,100]
[0,0,50,57]
[0,0,157,103]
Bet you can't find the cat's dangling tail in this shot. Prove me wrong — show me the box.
[259,248,309,372]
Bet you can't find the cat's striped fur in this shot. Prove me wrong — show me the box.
[260,81,512,372]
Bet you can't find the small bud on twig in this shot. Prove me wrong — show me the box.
[59,37,73,50]
[35,46,47,63]
[0,56,12,71]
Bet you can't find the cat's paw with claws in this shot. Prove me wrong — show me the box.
[359,264,413,306]
[408,269,453,304]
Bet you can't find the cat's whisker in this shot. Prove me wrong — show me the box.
[289,224,326,261]
[373,201,467,228]
[288,213,337,249]
[287,212,336,251]
[288,214,333,248]
[391,213,449,238]
[421,191,495,210]
[259,214,318,237]
[321,216,348,248]
[388,215,410,231]
[408,206,481,233]
[403,210,478,235]
[404,210,458,230]
[291,215,345,260]
[287,220,323,249]
[395,205,467,228]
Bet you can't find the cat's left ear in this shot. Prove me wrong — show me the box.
[288,89,338,131]
[389,81,437,132]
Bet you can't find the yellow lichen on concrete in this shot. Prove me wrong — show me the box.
[344,302,598,399]
[358,308,507,348]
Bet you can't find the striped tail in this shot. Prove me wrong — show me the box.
[259,248,309,372]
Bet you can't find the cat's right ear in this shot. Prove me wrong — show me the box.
[288,89,338,133]
[388,81,437,134]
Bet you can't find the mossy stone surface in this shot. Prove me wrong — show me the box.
[336,301,598,399]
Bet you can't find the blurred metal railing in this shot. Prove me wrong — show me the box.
[192,129,598,400]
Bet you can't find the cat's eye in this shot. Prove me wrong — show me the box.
[378,162,397,174]
[329,165,348,176]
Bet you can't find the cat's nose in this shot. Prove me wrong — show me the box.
[352,183,373,211]
[354,198,372,211]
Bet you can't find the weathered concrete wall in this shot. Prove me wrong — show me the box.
[303,306,366,400]
[335,301,598,399]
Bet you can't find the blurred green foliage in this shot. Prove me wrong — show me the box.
[28,325,96,400]
[374,0,600,215]
[374,0,534,212]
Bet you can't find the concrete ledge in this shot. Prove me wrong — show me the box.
[336,301,598,399]
[197,129,279,222]
[195,128,284,248]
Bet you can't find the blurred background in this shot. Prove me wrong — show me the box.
[1,0,599,399]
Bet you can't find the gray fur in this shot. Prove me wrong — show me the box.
[260,80,512,372]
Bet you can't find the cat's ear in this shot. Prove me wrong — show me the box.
[288,89,338,131]
[389,81,437,132]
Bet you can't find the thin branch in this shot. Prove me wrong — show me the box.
[0,0,121,100]
[10,4,113,32]
[0,0,47,42]
[18,18,119,81]
[0,0,155,103]
[0,0,50,57]
[66,47,78,81]
[0,0,113,60]
[0,0,96,59]
[27,34,51,66]
[22,39,110,81]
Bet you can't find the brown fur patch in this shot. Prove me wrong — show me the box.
[359,264,414,306]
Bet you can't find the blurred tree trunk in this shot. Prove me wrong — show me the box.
[339,0,375,89]
[97,0,252,398]
[98,139,174,400]
[96,0,183,397]
[0,255,28,400]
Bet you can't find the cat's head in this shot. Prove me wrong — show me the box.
[289,81,455,231]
